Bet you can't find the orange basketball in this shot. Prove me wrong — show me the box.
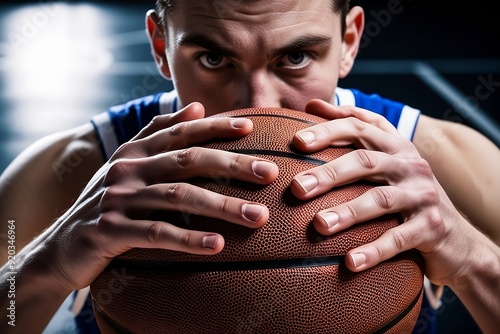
[90,107,424,333]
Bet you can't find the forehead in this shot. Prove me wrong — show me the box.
[166,0,339,46]
[169,0,334,22]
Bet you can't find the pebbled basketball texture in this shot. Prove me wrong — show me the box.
[90,107,424,334]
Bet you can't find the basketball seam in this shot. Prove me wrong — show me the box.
[371,286,424,334]
[104,255,343,272]
[105,251,420,272]
[93,300,132,334]
[232,113,318,125]
[230,149,327,166]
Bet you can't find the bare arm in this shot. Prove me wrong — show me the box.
[0,123,104,263]
[0,123,103,332]
[414,115,500,245]
[412,115,500,334]
[445,219,500,334]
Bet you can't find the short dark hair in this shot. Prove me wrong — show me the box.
[155,0,351,37]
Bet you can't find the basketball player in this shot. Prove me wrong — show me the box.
[1,1,499,333]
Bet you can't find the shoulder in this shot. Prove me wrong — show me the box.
[413,114,477,153]
[0,122,103,202]
[1,123,102,183]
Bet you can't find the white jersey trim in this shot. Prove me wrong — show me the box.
[93,88,420,160]
[91,111,119,160]
[398,105,420,141]
[159,90,179,114]
[334,87,356,106]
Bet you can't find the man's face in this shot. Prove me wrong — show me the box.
[162,0,347,116]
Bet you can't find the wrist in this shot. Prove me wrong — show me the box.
[1,237,72,332]
[448,226,500,291]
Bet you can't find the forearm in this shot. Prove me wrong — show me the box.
[448,226,500,334]
[414,116,500,246]
[0,231,71,333]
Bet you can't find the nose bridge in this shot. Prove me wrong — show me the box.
[246,70,280,108]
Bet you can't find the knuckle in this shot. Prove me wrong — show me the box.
[388,137,413,154]
[176,148,199,168]
[348,117,367,132]
[427,208,445,236]
[168,121,188,137]
[318,123,334,136]
[105,159,136,183]
[355,149,377,170]
[428,189,441,207]
[100,187,119,207]
[229,154,244,173]
[148,114,177,133]
[218,198,232,215]
[420,186,440,207]
[208,118,219,131]
[391,230,408,251]
[179,232,192,250]
[150,114,165,127]
[323,165,339,183]
[146,222,165,245]
[372,187,395,210]
[97,212,121,235]
[142,115,162,134]
[413,157,434,178]
[100,186,135,211]
[373,243,385,260]
[345,203,359,220]
[164,183,189,204]
[370,113,386,127]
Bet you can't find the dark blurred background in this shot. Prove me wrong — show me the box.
[0,1,498,333]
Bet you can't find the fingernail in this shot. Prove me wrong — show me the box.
[295,174,318,193]
[242,204,264,222]
[350,252,366,268]
[297,131,315,145]
[202,235,219,249]
[231,118,249,128]
[252,161,275,178]
[320,212,339,229]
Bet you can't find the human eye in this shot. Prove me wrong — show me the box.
[277,51,312,69]
[198,51,230,70]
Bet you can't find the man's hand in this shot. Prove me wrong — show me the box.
[291,99,469,286]
[33,102,278,292]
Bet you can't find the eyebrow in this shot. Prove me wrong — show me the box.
[178,33,239,58]
[178,33,332,59]
[271,35,332,58]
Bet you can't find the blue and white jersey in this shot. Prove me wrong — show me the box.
[91,88,421,160]
[46,89,441,334]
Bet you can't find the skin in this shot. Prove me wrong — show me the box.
[0,1,499,333]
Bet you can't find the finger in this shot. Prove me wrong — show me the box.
[343,214,440,272]
[293,116,409,153]
[119,116,254,158]
[106,147,278,185]
[290,149,415,200]
[133,102,206,140]
[310,185,408,235]
[128,183,271,228]
[305,99,401,137]
[100,213,226,255]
